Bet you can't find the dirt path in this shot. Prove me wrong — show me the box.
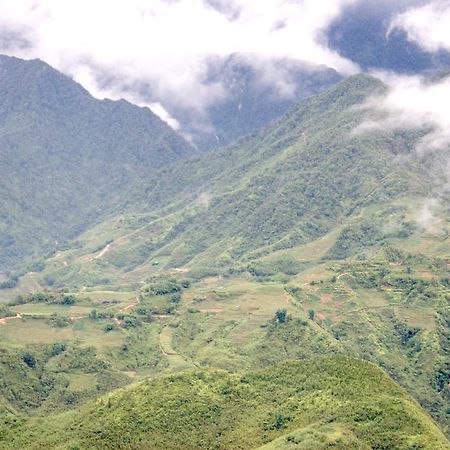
[159,324,195,371]
[0,313,22,325]
[94,243,111,260]
[121,296,140,312]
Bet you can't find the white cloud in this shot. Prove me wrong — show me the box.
[416,197,440,229]
[0,0,359,124]
[390,1,450,52]
[353,68,450,221]
[356,72,450,154]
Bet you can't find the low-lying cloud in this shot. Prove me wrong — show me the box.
[356,72,450,154]
[0,0,359,121]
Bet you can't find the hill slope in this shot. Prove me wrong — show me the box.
[2,356,449,449]
[37,73,448,288]
[0,55,193,273]
[171,54,342,150]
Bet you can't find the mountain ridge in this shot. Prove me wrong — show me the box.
[32,73,444,289]
[0,54,194,274]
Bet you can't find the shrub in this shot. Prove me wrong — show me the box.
[22,352,36,368]
[275,308,287,324]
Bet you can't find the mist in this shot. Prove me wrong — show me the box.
[0,0,358,126]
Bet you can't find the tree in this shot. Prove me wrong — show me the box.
[308,309,315,321]
[61,294,76,305]
[51,342,66,356]
[275,308,287,324]
[22,352,36,368]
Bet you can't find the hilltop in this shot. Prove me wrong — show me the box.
[2,356,449,449]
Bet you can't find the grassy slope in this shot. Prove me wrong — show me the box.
[2,356,449,450]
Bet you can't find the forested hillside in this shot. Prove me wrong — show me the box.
[36,73,448,288]
[0,61,448,449]
[2,356,449,449]
[1,2,450,449]
[0,55,193,274]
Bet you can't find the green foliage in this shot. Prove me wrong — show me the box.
[248,258,306,277]
[3,357,448,449]
[1,66,449,449]
[147,279,181,296]
[47,315,72,328]
[121,315,141,329]
[0,55,193,272]
[11,292,77,306]
[0,304,13,318]
[0,275,19,289]
[325,215,415,260]
[274,308,287,324]
[38,73,442,288]
[21,353,36,368]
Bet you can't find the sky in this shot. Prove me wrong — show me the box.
[0,0,450,152]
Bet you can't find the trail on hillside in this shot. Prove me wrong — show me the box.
[0,313,21,325]
[93,243,111,260]
[159,324,195,371]
[121,296,140,311]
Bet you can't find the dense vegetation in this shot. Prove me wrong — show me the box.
[34,73,445,290]
[0,60,449,449]
[2,356,448,449]
[0,55,193,273]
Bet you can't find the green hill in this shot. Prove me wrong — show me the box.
[35,73,447,288]
[1,68,448,446]
[2,356,449,449]
[0,55,193,274]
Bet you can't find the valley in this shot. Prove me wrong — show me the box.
[1,224,449,446]
[0,52,449,449]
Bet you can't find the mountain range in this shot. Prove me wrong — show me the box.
[0,53,449,449]
[30,73,447,289]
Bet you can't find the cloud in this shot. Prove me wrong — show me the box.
[390,1,450,52]
[355,71,450,154]
[353,66,450,225]
[416,197,440,229]
[0,0,359,124]
[354,71,450,223]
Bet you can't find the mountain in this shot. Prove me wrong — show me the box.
[140,54,342,151]
[0,55,194,275]
[0,66,449,446]
[2,356,449,449]
[37,73,447,288]
[192,55,342,150]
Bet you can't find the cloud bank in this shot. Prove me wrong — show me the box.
[390,1,450,52]
[357,72,450,154]
[0,0,359,118]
